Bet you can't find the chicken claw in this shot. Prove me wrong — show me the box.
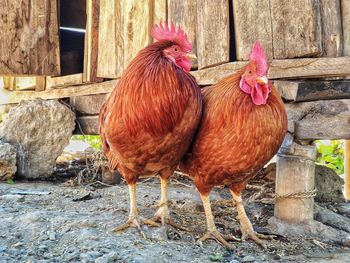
[113,216,160,238]
[199,231,238,250]
[231,190,274,248]
[152,202,187,231]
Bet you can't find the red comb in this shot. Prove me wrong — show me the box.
[249,41,268,76]
[151,22,192,52]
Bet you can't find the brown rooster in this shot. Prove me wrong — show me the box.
[99,23,202,236]
[181,42,287,248]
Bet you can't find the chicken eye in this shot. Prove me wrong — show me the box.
[173,47,178,52]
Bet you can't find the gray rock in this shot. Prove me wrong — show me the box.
[242,255,255,262]
[315,165,344,203]
[0,99,75,179]
[80,251,102,263]
[95,252,119,263]
[0,194,24,202]
[0,140,17,180]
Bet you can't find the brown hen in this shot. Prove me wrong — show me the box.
[99,23,202,236]
[181,42,287,248]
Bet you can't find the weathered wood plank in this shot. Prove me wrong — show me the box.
[70,94,108,115]
[120,0,153,74]
[97,0,118,78]
[270,0,322,59]
[75,115,99,135]
[232,0,273,60]
[196,0,229,69]
[153,0,167,24]
[274,80,350,102]
[34,77,46,91]
[83,0,102,83]
[320,0,343,57]
[0,0,60,75]
[97,0,153,78]
[168,0,198,67]
[0,80,117,105]
[342,0,350,55]
[3,77,46,91]
[46,74,83,89]
[191,57,350,86]
[286,99,350,140]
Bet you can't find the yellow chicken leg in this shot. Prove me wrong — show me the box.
[113,184,160,238]
[230,190,274,248]
[198,193,238,249]
[152,177,186,230]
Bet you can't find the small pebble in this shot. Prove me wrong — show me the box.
[242,255,255,262]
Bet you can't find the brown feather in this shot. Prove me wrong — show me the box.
[181,68,287,195]
[99,40,202,183]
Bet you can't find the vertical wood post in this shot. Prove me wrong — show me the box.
[344,140,350,200]
[275,134,317,223]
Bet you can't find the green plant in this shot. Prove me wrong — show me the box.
[71,135,102,150]
[315,140,344,175]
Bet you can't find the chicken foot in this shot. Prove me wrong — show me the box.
[198,193,238,250]
[113,184,160,238]
[151,177,187,230]
[230,190,274,248]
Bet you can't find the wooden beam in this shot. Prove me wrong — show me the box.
[0,0,60,75]
[342,0,350,55]
[276,136,317,223]
[168,0,198,67]
[345,140,350,201]
[70,94,108,115]
[274,80,350,102]
[34,77,46,92]
[270,0,322,59]
[232,0,273,60]
[320,0,343,57]
[191,57,350,85]
[0,80,117,105]
[286,99,350,140]
[83,0,102,83]
[46,74,83,89]
[196,0,229,69]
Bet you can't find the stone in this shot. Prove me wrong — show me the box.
[0,99,75,179]
[0,194,24,202]
[315,165,344,203]
[0,140,17,180]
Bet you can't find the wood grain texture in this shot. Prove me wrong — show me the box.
[342,0,350,55]
[0,0,60,75]
[46,74,83,89]
[97,0,118,78]
[153,0,167,24]
[286,99,350,140]
[83,0,102,82]
[270,0,322,59]
[232,0,273,60]
[320,0,343,57]
[168,0,198,67]
[0,80,117,105]
[191,57,350,85]
[274,80,350,102]
[196,0,229,69]
[97,0,153,78]
[70,94,108,115]
[276,142,316,223]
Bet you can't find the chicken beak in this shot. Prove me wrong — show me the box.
[256,76,268,85]
[185,53,197,60]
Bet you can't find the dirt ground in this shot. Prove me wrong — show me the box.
[0,169,349,263]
